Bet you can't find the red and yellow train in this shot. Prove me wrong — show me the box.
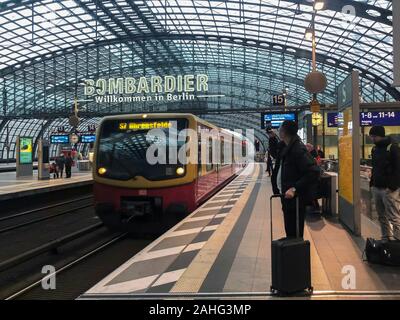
[93,113,248,232]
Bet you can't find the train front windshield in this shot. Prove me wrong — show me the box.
[97,118,188,181]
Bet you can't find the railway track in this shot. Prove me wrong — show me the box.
[0,195,93,234]
[5,232,127,300]
[3,230,151,300]
[0,194,151,300]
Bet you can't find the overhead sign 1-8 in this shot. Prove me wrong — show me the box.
[272,94,286,106]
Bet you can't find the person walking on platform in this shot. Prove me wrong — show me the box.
[265,127,280,174]
[369,126,400,241]
[265,151,273,176]
[266,127,279,160]
[273,120,320,238]
[65,153,73,178]
[56,154,65,178]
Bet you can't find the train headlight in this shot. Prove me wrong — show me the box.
[98,167,107,175]
[176,167,185,175]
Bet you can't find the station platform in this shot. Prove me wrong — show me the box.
[0,163,38,173]
[0,171,92,201]
[81,163,400,300]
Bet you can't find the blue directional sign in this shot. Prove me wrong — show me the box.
[50,135,69,144]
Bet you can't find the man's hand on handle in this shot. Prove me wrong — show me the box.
[285,187,296,199]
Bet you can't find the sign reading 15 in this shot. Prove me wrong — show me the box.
[272,95,286,106]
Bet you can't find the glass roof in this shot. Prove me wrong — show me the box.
[0,0,398,160]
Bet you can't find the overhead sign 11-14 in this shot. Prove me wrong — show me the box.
[272,94,286,106]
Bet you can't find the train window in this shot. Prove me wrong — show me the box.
[232,137,235,164]
[198,132,202,177]
[206,137,213,171]
[221,137,224,166]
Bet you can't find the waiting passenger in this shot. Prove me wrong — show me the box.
[369,126,400,241]
[271,140,286,195]
[56,154,65,178]
[305,143,322,214]
[266,127,280,160]
[65,153,73,178]
[273,120,320,238]
[316,145,325,159]
[265,151,273,176]
[50,162,58,179]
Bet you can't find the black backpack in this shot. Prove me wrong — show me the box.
[364,238,400,266]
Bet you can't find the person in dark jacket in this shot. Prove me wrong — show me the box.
[55,154,65,178]
[65,153,73,178]
[266,127,279,160]
[369,126,400,240]
[271,140,286,195]
[265,151,273,176]
[274,120,320,238]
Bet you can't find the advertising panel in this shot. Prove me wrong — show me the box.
[19,137,33,164]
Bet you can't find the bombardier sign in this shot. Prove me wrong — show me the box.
[83,74,209,103]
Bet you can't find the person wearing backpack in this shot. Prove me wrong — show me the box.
[369,126,400,241]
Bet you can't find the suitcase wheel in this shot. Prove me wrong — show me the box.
[269,286,314,297]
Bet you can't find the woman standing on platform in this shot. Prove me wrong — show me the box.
[56,154,65,178]
[65,153,73,178]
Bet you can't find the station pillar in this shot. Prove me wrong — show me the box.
[38,139,50,180]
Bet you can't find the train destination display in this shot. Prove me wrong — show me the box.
[261,112,297,129]
[360,111,400,126]
[327,111,400,127]
[327,112,339,127]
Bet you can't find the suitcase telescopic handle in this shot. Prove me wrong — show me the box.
[269,194,300,243]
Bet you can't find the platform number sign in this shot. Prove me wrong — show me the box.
[57,126,65,133]
[88,124,96,132]
[272,94,286,106]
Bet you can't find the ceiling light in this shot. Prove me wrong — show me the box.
[314,0,325,11]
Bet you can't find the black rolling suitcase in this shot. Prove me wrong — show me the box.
[270,195,313,295]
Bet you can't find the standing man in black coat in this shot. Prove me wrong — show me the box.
[55,154,65,178]
[266,127,279,160]
[369,126,400,241]
[273,120,320,238]
[65,153,73,178]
